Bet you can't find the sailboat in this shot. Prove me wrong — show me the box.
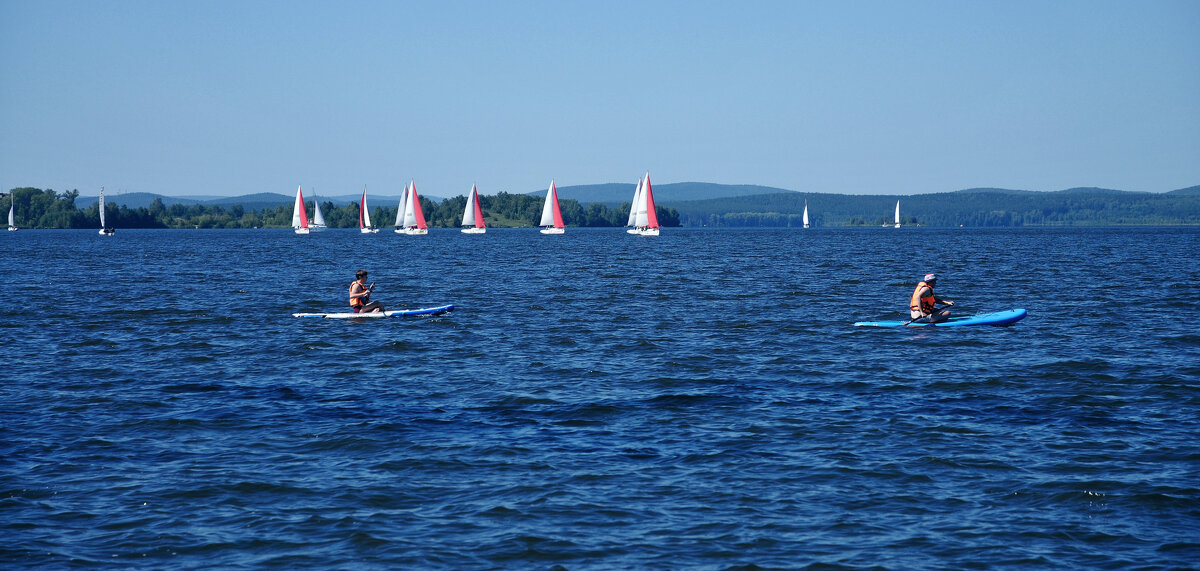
[460,184,486,234]
[631,172,660,236]
[7,196,16,231]
[894,200,901,228]
[625,177,643,235]
[292,184,310,234]
[359,186,379,233]
[803,200,810,229]
[400,180,429,235]
[98,187,114,236]
[310,188,326,231]
[393,182,409,234]
[539,180,565,234]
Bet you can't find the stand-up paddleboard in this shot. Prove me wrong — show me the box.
[854,308,1026,327]
[293,304,454,319]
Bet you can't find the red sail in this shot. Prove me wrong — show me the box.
[551,182,564,228]
[412,183,428,230]
[644,175,658,229]
[297,187,309,228]
[473,187,486,228]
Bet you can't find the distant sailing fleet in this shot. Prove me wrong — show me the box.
[4,177,907,234]
[290,173,668,235]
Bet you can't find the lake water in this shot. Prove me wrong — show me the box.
[2,227,1198,569]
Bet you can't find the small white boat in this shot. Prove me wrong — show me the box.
[460,183,486,234]
[292,184,310,234]
[359,186,379,233]
[7,196,16,231]
[803,200,810,229]
[310,188,327,231]
[400,180,429,235]
[894,200,901,228]
[98,187,114,236]
[539,180,565,234]
[630,172,659,236]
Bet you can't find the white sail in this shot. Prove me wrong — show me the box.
[894,200,901,228]
[362,187,373,228]
[97,187,113,235]
[7,200,14,230]
[626,177,643,228]
[461,185,477,227]
[394,182,409,228]
[539,182,556,227]
[402,183,418,228]
[803,201,809,228]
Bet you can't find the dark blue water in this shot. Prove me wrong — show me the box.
[3,227,1199,569]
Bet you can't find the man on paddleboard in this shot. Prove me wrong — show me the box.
[910,273,954,323]
[350,269,385,313]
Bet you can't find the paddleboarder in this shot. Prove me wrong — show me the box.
[350,269,385,313]
[909,273,954,323]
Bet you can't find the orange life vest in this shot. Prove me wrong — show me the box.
[349,280,367,308]
[910,281,936,314]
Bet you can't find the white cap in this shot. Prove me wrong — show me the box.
[924,273,938,282]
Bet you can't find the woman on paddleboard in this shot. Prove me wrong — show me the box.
[910,273,954,323]
[350,269,385,313]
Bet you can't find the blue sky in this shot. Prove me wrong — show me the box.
[2,0,1197,198]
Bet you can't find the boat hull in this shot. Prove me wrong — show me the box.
[461,227,485,234]
[294,227,310,234]
[293,304,455,319]
[540,227,564,235]
[360,228,379,234]
[854,309,1027,328]
[637,228,660,236]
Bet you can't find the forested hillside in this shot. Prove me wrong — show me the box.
[1,188,681,229]
[667,187,1200,227]
[6,185,1197,228]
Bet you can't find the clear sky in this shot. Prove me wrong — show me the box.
[2,0,1197,198]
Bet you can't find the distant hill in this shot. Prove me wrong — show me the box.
[669,186,1200,227]
[528,182,798,204]
[26,182,1200,227]
[75,182,781,210]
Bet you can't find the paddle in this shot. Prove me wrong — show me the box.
[903,304,950,326]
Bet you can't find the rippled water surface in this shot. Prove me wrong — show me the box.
[3,227,1199,569]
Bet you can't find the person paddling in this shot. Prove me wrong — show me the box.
[349,269,385,313]
[909,272,953,323]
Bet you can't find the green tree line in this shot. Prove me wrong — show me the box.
[2,188,681,229]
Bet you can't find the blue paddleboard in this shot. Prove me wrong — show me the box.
[293,304,455,319]
[854,308,1026,327]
